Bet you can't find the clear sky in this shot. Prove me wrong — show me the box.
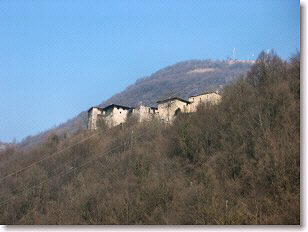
[0,0,300,143]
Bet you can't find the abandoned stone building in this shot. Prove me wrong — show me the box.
[156,97,191,123]
[188,91,221,112]
[87,104,131,130]
[88,91,221,130]
[87,104,159,130]
[131,105,159,122]
[88,106,103,130]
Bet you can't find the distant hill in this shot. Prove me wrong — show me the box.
[100,60,252,107]
[19,60,253,149]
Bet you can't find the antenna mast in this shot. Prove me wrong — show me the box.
[232,48,236,60]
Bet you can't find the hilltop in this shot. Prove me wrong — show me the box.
[19,60,252,149]
[100,60,252,107]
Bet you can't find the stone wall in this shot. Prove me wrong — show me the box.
[188,92,221,112]
[131,105,159,122]
[88,92,222,130]
[104,107,130,128]
[157,99,190,123]
[88,107,103,130]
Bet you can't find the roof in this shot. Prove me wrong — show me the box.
[131,105,158,110]
[102,104,131,111]
[157,97,191,104]
[189,91,220,98]
[87,106,104,113]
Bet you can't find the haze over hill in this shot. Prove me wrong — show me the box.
[19,60,253,149]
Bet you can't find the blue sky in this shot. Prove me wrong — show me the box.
[0,0,300,142]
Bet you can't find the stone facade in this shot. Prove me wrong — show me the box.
[102,104,131,128]
[88,91,222,130]
[188,92,221,112]
[131,105,159,122]
[157,97,190,123]
[88,107,104,130]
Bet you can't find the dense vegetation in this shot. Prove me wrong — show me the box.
[19,60,252,150]
[0,51,299,224]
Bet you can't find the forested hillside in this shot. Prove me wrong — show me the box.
[19,60,252,149]
[0,51,299,224]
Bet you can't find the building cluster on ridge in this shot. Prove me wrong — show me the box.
[88,91,221,130]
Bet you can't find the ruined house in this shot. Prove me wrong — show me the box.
[156,97,190,123]
[87,106,104,130]
[100,104,131,128]
[188,91,221,112]
[88,104,131,130]
[88,103,159,130]
[131,104,159,122]
[88,91,222,130]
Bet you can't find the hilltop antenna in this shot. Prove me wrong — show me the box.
[232,48,236,60]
